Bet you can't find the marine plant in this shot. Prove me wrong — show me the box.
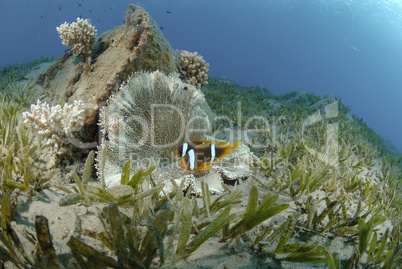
[57,151,157,207]
[0,80,46,108]
[0,69,54,197]
[59,76,401,268]
[51,147,290,268]
[0,102,49,195]
[203,77,401,267]
[203,77,401,160]
[0,56,53,91]
[0,191,62,268]
[60,147,399,268]
[0,57,401,268]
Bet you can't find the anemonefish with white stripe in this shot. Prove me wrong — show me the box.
[176,140,242,171]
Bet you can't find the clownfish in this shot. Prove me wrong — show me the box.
[176,140,242,171]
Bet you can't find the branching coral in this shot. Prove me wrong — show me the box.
[22,100,85,150]
[178,50,209,89]
[56,17,97,58]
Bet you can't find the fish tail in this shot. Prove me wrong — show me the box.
[228,141,242,150]
[215,141,242,161]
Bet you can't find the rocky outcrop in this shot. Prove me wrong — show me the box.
[37,4,181,144]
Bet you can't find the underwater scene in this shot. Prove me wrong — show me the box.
[0,0,401,268]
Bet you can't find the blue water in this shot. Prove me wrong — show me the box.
[1,0,401,154]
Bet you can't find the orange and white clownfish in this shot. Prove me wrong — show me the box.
[176,140,242,172]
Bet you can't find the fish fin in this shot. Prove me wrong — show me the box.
[213,141,242,162]
[229,141,242,150]
[179,159,186,169]
[175,149,181,157]
[194,162,213,171]
[191,140,213,145]
[179,157,212,172]
[214,141,230,147]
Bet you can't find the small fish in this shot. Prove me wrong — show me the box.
[166,10,172,14]
[176,140,241,171]
[160,26,164,31]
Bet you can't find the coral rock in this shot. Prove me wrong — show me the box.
[38,4,182,145]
